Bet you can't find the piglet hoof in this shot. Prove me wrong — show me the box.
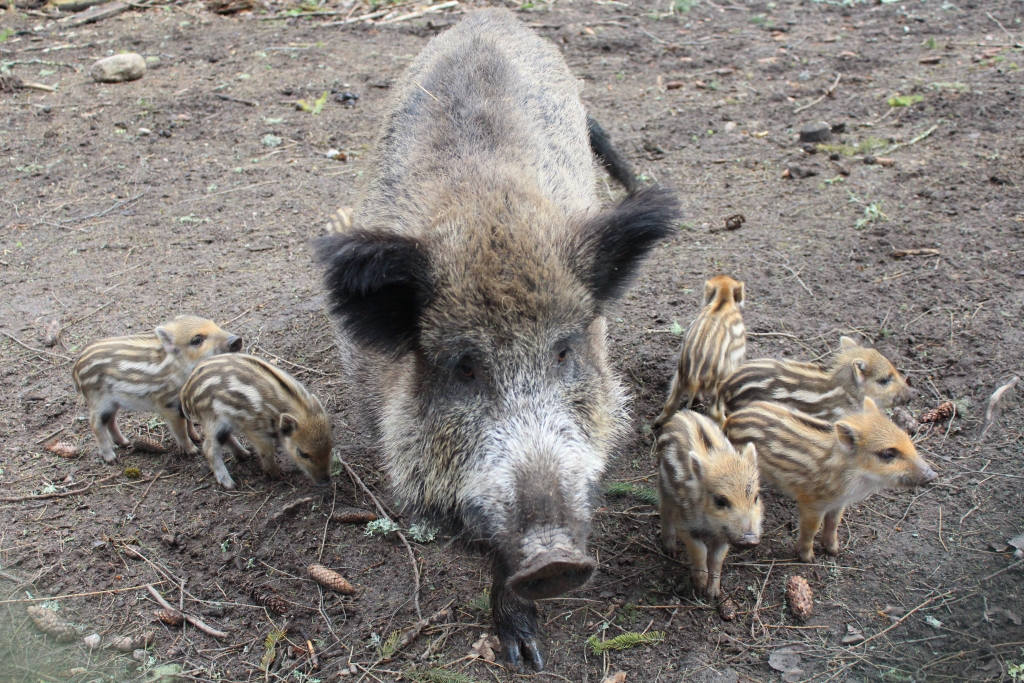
[690,569,708,596]
[215,473,236,490]
[99,451,118,464]
[797,547,815,564]
[823,542,840,557]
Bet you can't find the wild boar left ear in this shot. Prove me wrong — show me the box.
[852,359,869,385]
[569,186,680,306]
[686,449,706,481]
[835,421,858,454]
[279,414,299,437]
[154,327,178,355]
[740,442,757,464]
[315,229,433,357]
[862,396,881,414]
[734,282,745,308]
[840,335,859,350]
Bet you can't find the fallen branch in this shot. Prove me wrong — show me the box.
[215,93,259,107]
[146,584,229,639]
[794,72,841,114]
[854,590,953,648]
[376,0,459,25]
[880,123,939,156]
[892,248,941,258]
[0,473,119,502]
[0,331,72,362]
[336,455,422,621]
[0,581,167,605]
[128,469,164,519]
[980,376,1019,438]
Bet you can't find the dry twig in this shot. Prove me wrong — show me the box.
[146,584,229,639]
[980,376,1019,438]
[793,72,841,114]
[0,473,119,503]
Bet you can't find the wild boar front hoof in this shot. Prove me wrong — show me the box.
[502,633,544,673]
[797,546,815,563]
[509,551,595,601]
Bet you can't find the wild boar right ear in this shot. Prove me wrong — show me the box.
[840,335,859,350]
[733,282,745,308]
[154,326,178,355]
[570,186,680,306]
[686,449,706,481]
[740,442,757,464]
[315,230,433,356]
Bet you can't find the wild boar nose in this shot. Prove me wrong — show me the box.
[509,549,595,601]
[737,532,760,549]
[228,336,243,353]
[920,466,938,484]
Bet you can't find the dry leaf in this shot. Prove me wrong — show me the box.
[601,673,627,683]
[469,633,501,662]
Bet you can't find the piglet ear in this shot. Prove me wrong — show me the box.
[315,230,433,357]
[835,421,858,454]
[733,282,745,308]
[279,414,298,437]
[740,442,757,464]
[840,335,859,350]
[154,327,177,355]
[569,187,680,306]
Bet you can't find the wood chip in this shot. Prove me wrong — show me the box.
[892,248,941,258]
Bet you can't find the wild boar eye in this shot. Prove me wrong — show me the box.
[459,362,475,380]
[190,335,205,346]
[557,348,571,363]
[877,448,898,462]
[878,375,892,386]
[713,495,730,510]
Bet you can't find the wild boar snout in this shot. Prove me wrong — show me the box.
[735,531,761,549]
[227,335,243,353]
[509,532,596,601]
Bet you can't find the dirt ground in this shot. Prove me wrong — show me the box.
[1,0,1023,680]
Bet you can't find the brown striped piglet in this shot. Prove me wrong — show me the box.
[724,397,936,563]
[711,335,910,425]
[657,409,761,600]
[654,275,746,429]
[72,316,242,463]
[180,353,333,490]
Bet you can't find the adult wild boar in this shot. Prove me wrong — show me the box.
[316,8,679,671]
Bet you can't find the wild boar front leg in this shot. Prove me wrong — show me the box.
[705,539,730,601]
[654,368,686,429]
[106,408,130,447]
[202,429,236,490]
[795,506,824,563]
[162,405,198,456]
[821,507,845,557]
[659,494,682,558]
[248,433,283,479]
[681,532,710,597]
[89,405,118,463]
[491,557,543,673]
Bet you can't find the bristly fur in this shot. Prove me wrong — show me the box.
[711,335,910,425]
[724,398,935,562]
[315,8,678,672]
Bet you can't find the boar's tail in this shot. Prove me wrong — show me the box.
[588,115,638,193]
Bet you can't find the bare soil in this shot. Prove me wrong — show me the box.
[1,0,1023,681]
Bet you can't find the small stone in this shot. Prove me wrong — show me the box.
[349,664,358,675]
[133,649,148,662]
[325,149,346,161]
[90,54,146,84]
[84,633,102,650]
[723,121,737,132]
[863,155,877,165]
[829,151,841,161]
[334,91,359,107]
[798,122,832,143]
[139,128,151,136]
[830,122,846,134]
[158,130,172,138]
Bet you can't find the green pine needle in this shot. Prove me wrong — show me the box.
[260,627,287,671]
[587,630,665,654]
[605,482,659,506]
[403,668,478,683]
[377,629,401,661]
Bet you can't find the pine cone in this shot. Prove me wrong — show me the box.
[26,606,79,642]
[332,508,378,524]
[717,597,738,622]
[108,631,155,652]
[919,401,956,424]
[245,583,290,615]
[132,435,171,454]
[786,575,814,622]
[308,564,356,595]
[154,608,184,627]
[45,441,79,458]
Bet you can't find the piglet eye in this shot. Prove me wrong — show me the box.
[557,348,571,363]
[878,448,897,462]
[714,495,730,510]
[190,335,205,346]
[297,450,311,460]
[878,375,892,386]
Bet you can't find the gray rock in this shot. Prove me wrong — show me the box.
[90,53,146,83]
[798,121,832,143]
